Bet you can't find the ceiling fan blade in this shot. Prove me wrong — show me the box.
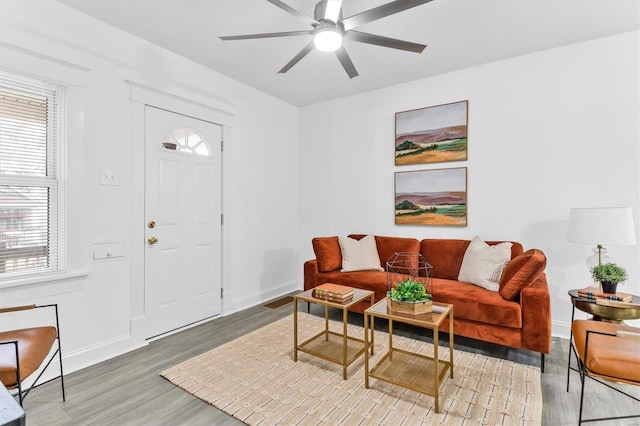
[323,0,343,22]
[341,0,433,31]
[278,41,315,74]
[335,46,359,79]
[344,30,426,53]
[266,0,318,26]
[220,30,313,41]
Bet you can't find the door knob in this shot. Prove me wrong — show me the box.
[148,237,158,245]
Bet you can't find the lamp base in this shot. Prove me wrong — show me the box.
[586,245,612,270]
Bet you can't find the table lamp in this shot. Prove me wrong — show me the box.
[567,207,637,269]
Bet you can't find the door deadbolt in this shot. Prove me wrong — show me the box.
[147,220,156,229]
[148,237,158,245]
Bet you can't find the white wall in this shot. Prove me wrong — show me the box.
[298,31,640,338]
[0,0,636,381]
[0,0,300,376]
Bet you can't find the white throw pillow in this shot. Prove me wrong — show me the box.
[458,236,512,291]
[338,235,384,272]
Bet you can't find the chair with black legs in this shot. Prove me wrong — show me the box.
[0,304,65,406]
[567,319,640,424]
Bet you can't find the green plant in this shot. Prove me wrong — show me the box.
[390,278,431,302]
[591,262,628,284]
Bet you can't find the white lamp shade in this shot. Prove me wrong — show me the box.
[314,27,342,52]
[567,207,637,246]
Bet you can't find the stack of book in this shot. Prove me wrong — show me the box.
[577,286,633,302]
[595,299,640,309]
[313,283,354,303]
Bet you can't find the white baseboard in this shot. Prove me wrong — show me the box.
[223,280,299,316]
[146,315,221,342]
[25,333,146,389]
[63,334,147,375]
[552,320,571,340]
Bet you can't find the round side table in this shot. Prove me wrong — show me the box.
[568,289,640,323]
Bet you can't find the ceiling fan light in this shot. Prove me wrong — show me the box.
[314,27,342,52]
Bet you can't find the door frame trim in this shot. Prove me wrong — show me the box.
[127,81,234,343]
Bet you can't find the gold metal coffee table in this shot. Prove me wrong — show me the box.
[293,287,375,379]
[364,298,454,413]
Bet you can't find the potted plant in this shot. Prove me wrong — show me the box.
[591,262,628,294]
[388,278,433,314]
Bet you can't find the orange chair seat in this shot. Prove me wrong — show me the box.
[0,327,57,389]
[572,320,640,383]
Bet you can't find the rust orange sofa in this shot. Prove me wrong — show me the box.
[303,235,551,371]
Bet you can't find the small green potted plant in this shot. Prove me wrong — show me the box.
[388,278,432,314]
[591,262,628,294]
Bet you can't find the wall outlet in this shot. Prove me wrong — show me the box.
[99,168,119,186]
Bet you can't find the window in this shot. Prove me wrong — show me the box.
[0,71,65,279]
[162,126,211,157]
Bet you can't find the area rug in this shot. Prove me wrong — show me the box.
[160,313,542,425]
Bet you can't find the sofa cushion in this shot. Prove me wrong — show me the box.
[420,239,524,280]
[348,235,421,270]
[432,278,522,328]
[499,249,547,300]
[458,236,512,291]
[338,235,384,272]
[374,236,421,270]
[312,236,342,272]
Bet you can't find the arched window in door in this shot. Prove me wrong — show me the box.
[161,126,211,157]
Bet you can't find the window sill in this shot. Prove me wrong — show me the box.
[0,268,90,290]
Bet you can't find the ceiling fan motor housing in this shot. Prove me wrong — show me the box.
[314,0,343,23]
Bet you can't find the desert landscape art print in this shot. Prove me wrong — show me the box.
[395,100,468,165]
[395,167,467,226]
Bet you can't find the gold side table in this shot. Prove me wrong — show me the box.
[568,289,640,323]
[293,287,375,380]
[364,298,454,413]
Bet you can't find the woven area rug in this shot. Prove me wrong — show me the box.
[160,313,542,425]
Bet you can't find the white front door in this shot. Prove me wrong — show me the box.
[144,106,222,338]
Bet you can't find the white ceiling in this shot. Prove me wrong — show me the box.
[56,0,639,106]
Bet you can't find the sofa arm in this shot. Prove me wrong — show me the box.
[304,259,319,291]
[520,274,552,354]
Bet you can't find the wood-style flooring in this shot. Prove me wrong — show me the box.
[20,300,640,425]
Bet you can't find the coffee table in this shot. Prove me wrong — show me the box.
[293,287,375,379]
[364,298,454,413]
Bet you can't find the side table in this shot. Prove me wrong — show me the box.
[364,298,454,413]
[568,289,640,323]
[293,287,375,380]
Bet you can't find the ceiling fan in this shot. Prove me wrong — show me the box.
[220,0,433,78]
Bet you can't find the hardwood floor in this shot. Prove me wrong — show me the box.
[21,301,640,425]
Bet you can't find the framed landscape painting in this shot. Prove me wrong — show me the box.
[395,167,467,226]
[395,100,468,165]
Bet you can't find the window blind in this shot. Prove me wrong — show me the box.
[0,71,65,279]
